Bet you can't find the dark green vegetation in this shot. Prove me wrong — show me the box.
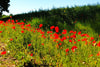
[1,4,100,34]
[0,0,10,16]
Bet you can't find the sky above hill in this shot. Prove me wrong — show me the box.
[3,0,100,15]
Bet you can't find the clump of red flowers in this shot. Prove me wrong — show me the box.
[55,26,59,33]
[39,24,43,28]
[21,30,24,33]
[1,51,6,55]
[28,44,31,46]
[10,38,13,41]
[50,26,55,30]
[71,46,77,52]
[65,48,69,55]
[30,53,33,56]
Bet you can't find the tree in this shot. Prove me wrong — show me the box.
[0,0,10,16]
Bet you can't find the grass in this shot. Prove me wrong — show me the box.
[0,18,100,67]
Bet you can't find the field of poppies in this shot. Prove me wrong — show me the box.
[0,17,100,67]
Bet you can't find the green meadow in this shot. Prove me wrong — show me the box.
[0,4,100,67]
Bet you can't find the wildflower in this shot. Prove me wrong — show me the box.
[73,31,77,34]
[62,36,66,40]
[1,51,6,55]
[78,31,81,35]
[97,51,100,56]
[50,26,55,30]
[12,26,15,29]
[28,44,31,46]
[10,38,13,41]
[65,48,69,52]
[92,40,96,44]
[10,16,12,18]
[39,24,43,28]
[90,37,94,41]
[56,44,59,49]
[89,54,93,57]
[0,31,2,33]
[58,43,62,46]
[69,40,72,42]
[26,24,31,27]
[41,43,44,45]
[70,34,76,38]
[60,39,64,42]
[44,36,46,38]
[74,41,76,44]
[97,41,100,47]
[41,31,45,34]
[16,20,18,22]
[24,19,25,21]
[67,36,69,38]
[62,29,67,34]
[69,30,74,33]
[81,34,86,37]
[11,20,14,23]
[53,40,56,42]
[21,30,24,33]
[30,53,33,56]
[71,46,77,52]
[55,26,59,33]
[53,33,59,39]
[78,39,80,41]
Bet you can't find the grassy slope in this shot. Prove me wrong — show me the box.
[1,4,100,35]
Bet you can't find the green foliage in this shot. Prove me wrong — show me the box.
[0,0,10,17]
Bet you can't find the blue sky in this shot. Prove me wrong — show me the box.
[3,0,100,15]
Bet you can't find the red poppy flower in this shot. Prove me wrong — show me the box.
[41,43,44,45]
[78,39,80,41]
[90,37,94,41]
[97,51,100,56]
[21,30,24,33]
[65,48,69,52]
[70,34,76,38]
[28,44,31,46]
[16,20,18,22]
[78,31,81,35]
[12,26,15,29]
[39,24,43,28]
[53,33,59,39]
[69,40,72,42]
[89,54,93,57]
[62,29,67,34]
[10,38,13,41]
[10,16,12,18]
[97,41,100,47]
[58,43,62,45]
[55,26,59,33]
[50,26,55,29]
[0,31,2,33]
[73,31,77,34]
[69,30,74,33]
[71,46,77,52]
[92,40,96,43]
[1,51,6,55]
[30,53,33,56]
[74,41,76,44]
[60,39,64,42]
[62,36,66,40]
[26,24,31,27]
[11,20,14,23]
